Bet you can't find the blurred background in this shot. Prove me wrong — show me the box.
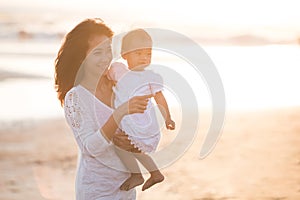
[1,0,300,122]
[1,0,300,199]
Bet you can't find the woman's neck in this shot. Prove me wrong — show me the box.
[96,76,114,107]
[80,78,98,93]
[97,75,113,93]
[80,75,113,94]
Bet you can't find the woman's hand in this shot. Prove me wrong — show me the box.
[116,94,153,117]
[112,94,153,132]
[111,94,152,151]
[127,94,153,114]
[112,130,141,153]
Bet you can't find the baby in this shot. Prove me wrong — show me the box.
[108,29,175,191]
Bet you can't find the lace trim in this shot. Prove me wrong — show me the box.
[123,132,159,154]
[65,91,83,130]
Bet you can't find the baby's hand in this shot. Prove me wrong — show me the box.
[165,118,175,130]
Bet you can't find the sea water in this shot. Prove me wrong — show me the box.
[0,39,300,122]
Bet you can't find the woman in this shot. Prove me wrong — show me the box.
[54,18,151,199]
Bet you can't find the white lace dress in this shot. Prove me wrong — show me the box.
[64,85,136,200]
[109,62,163,153]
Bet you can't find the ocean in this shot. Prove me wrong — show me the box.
[0,38,300,123]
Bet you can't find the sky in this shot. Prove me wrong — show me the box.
[1,0,300,40]
[1,0,300,24]
[1,0,300,113]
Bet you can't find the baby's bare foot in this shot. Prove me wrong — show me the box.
[120,173,144,191]
[142,171,164,191]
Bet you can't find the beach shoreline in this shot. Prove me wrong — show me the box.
[1,107,300,199]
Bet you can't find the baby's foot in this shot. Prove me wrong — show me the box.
[120,173,144,191]
[142,171,164,191]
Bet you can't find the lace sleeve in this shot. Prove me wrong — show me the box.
[64,89,111,157]
[65,90,83,130]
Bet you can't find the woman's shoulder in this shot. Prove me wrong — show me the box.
[65,85,82,99]
[64,86,81,107]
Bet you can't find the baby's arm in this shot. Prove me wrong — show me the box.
[107,62,128,82]
[107,64,117,82]
[154,91,175,130]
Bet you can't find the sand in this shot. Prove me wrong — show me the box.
[1,108,300,200]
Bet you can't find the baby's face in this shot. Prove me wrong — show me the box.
[124,48,152,70]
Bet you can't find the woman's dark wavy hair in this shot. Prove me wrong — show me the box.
[54,18,113,106]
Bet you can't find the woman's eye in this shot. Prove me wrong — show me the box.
[94,51,102,55]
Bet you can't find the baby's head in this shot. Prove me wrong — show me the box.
[121,29,152,70]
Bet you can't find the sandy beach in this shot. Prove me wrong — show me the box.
[1,107,300,200]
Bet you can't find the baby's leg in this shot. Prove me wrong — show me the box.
[134,153,164,191]
[114,146,144,191]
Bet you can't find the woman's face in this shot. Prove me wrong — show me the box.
[82,35,112,80]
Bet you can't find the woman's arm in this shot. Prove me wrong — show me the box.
[101,94,152,142]
[65,90,151,156]
[154,91,175,130]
